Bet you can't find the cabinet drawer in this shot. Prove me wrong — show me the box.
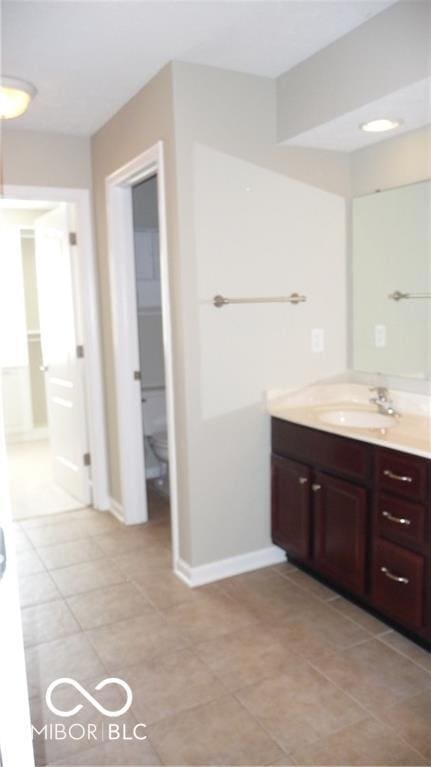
[272,419,370,482]
[375,493,426,547]
[375,448,428,502]
[372,539,425,629]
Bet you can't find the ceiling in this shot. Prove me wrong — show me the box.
[2,0,395,136]
[285,77,431,152]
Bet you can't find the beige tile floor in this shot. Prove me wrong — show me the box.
[15,491,431,767]
[7,440,82,520]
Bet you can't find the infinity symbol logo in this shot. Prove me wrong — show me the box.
[45,678,133,718]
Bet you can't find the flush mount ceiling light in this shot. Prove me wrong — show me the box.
[360,118,402,133]
[0,76,37,119]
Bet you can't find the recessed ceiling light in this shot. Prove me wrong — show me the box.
[360,118,402,133]
[0,77,37,120]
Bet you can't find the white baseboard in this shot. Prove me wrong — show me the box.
[175,544,286,588]
[109,497,124,524]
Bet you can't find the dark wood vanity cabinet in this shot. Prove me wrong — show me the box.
[271,418,431,645]
[271,455,311,561]
[313,472,367,596]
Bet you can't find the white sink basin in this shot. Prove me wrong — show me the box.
[319,409,397,429]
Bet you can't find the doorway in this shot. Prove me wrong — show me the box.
[106,141,179,566]
[0,191,108,521]
[132,175,170,524]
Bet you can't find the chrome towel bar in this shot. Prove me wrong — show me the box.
[388,291,431,301]
[213,293,307,308]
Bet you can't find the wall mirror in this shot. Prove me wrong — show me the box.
[352,179,431,381]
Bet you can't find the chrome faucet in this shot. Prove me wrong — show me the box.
[369,387,400,417]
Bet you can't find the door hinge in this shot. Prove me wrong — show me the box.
[69,232,78,246]
[77,344,84,358]
[83,452,91,467]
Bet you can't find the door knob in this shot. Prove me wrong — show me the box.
[312,483,322,492]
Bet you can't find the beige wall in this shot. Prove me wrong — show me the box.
[277,1,431,143]
[91,60,350,569]
[2,129,92,189]
[90,64,192,555]
[350,125,431,197]
[171,62,349,566]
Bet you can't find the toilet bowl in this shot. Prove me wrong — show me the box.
[151,430,168,461]
[143,435,161,480]
[150,430,169,495]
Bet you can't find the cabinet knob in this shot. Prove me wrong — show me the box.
[298,476,308,485]
[311,483,322,492]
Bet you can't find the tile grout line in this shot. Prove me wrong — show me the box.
[305,656,431,763]
[17,507,430,766]
[375,633,431,675]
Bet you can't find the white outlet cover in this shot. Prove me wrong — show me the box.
[374,324,386,348]
[311,328,325,353]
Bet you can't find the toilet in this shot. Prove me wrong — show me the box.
[151,430,169,462]
[150,430,169,495]
[141,388,168,490]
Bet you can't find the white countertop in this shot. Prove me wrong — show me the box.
[267,383,431,460]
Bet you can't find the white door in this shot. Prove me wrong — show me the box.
[35,204,90,505]
[0,381,35,767]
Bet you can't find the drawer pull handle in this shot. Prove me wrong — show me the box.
[383,469,412,483]
[380,566,409,585]
[382,510,411,526]
[298,476,308,485]
[311,483,322,492]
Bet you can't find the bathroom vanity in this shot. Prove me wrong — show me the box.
[269,385,431,646]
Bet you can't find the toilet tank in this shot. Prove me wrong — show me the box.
[141,388,166,436]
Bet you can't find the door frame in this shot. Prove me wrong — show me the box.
[106,141,179,562]
[2,184,110,511]
[0,386,35,767]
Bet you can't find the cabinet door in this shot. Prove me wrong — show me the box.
[271,455,311,561]
[313,471,367,595]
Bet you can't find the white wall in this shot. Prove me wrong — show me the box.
[172,63,348,567]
